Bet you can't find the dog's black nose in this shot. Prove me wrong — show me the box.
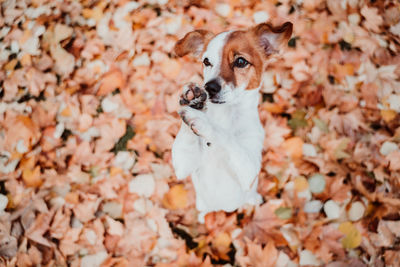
[205,80,221,97]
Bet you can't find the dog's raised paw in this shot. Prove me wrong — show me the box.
[179,83,207,110]
[178,107,211,138]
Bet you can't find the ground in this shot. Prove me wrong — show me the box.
[0,0,400,266]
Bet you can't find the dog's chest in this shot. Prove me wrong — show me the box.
[205,103,240,130]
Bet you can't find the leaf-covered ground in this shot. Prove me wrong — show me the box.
[1,0,400,266]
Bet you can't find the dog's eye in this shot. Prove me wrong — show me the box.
[234,57,249,68]
[203,58,212,67]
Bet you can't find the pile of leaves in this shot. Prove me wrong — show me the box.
[1,0,400,266]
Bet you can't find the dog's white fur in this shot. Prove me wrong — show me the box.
[172,31,264,222]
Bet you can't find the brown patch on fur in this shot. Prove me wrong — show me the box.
[219,22,293,90]
[220,31,264,90]
[174,30,214,57]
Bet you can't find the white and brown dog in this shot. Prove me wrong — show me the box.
[172,22,293,222]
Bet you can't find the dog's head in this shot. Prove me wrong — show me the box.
[174,22,292,104]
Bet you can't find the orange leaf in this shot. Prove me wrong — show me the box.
[161,58,182,79]
[212,232,232,260]
[109,167,123,177]
[65,192,79,204]
[162,184,188,210]
[282,137,304,159]
[19,156,36,171]
[262,102,284,114]
[294,176,309,192]
[22,166,42,188]
[334,63,355,78]
[21,54,32,67]
[381,109,397,123]
[4,59,18,70]
[60,106,71,117]
[97,69,125,96]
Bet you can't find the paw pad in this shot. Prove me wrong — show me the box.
[180,83,207,110]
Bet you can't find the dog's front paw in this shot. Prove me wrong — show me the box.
[179,83,207,110]
[179,107,211,137]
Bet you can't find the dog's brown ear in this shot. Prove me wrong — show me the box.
[252,22,293,56]
[174,30,214,58]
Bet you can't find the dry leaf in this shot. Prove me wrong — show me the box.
[338,222,362,249]
[22,166,42,188]
[282,137,304,159]
[162,184,188,210]
[97,69,125,96]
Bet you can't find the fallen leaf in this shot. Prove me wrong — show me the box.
[161,58,182,79]
[22,166,42,188]
[282,137,304,159]
[380,109,397,123]
[275,207,293,220]
[212,232,231,260]
[338,222,362,249]
[162,184,188,210]
[97,69,125,96]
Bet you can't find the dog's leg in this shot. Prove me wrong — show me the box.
[180,106,263,191]
[172,83,208,180]
[172,123,201,180]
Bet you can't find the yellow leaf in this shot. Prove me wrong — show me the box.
[294,176,309,192]
[338,222,362,249]
[162,184,188,210]
[282,137,304,159]
[381,109,397,123]
[109,167,123,177]
[212,232,232,260]
[214,232,231,249]
[22,166,42,188]
[4,59,18,71]
[60,106,71,117]
[334,138,351,159]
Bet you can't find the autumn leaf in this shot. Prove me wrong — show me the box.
[275,207,293,220]
[162,184,188,210]
[294,176,309,192]
[98,69,125,96]
[22,166,42,188]
[312,118,329,133]
[381,109,397,123]
[161,58,182,79]
[338,222,362,249]
[2,0,400,265]
[247,240,278,267]
[282,137,304,159]
[212,232,231,261]
[288,110,308,131]
[334,138,351,160]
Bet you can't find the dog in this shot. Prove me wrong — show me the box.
[172,22,293,222]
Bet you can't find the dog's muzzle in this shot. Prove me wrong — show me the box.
[205,79,224,103]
